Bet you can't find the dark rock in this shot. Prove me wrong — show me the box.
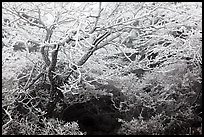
[13,41,27,52]
[13,40,40,53]
[62,95,123,135]
[43,78,126,135]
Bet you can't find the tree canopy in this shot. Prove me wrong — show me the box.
[2,2,202,135]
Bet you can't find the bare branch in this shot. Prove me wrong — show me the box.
[64,30,121,82]
[110,42,133,62]
[36,5,46,27]
[89,2,102,34]
[24,72,44,90]
[17,12,46,29]
[2,108,13,129]
[96,32,121,49]
[24,64,36,89]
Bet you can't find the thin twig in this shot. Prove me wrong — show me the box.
[24,64,36,89]
[89,2,102,34]
[24,72,44,90]
[110,42,133,62]
[2,108,13,129]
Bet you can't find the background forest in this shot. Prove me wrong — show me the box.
[2,2,202,135]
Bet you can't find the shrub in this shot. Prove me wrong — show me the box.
[2,118,85,135]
